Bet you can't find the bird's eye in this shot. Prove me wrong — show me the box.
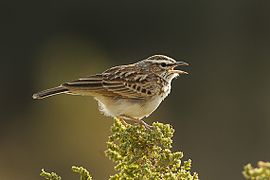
[160,63,167,67]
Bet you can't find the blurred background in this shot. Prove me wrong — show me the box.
[1,0,270,179]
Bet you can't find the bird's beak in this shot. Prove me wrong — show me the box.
[175,61,189,66]
[169,61,189,74]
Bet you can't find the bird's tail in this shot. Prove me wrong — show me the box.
[32,86,69,99]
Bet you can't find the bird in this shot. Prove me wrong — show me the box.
[33,55,189,128]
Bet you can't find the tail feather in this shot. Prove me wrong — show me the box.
[32,86,68,99]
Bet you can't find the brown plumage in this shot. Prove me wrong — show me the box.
[33,55,189,128]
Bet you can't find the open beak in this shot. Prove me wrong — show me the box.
[169,61,189,74]
[175,61,189,66]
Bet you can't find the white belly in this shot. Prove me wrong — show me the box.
[94,95,163,119]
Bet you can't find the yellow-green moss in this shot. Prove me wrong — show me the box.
[105,119,198,180]
[243,161,270,180]
[40,119,198,180]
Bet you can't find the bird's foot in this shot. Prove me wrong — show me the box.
[118,115,153,130]
[115,117,129,127]
[139,120,153,130]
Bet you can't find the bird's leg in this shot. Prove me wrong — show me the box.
[115,116,129,127]
[140,120,153,130]
[118,115,135,125]
[119,115,153,129]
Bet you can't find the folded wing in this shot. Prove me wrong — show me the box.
[63,66,158,99]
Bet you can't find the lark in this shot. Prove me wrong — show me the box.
[33,55,189,128]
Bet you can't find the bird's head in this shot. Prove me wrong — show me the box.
[137,55,189,82]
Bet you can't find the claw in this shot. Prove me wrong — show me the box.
[116,115,153,129]
[140,120,153,130]
[115,117,128,127]
[121,119,128,127]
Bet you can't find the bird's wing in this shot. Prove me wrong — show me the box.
[63,74,104,90]
[101,66,158,99]
[63,65,159,99]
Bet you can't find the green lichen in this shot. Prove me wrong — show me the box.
[40,119,199,180]
[72,166,93,180]
[105,119,199,180]
[40,169,61,180]
[243,161,270,180]
[40,166,92,180]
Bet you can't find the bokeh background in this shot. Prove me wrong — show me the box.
[1,0,270,179]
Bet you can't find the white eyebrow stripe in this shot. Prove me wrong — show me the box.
[146,55,176,63]
[144,60,175,64]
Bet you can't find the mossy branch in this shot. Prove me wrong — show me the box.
[40,119,198,179]
[105,119,199,179]
[40,169,61,180]
[40,166,92,180]
[40,119,270,179]
[243,161,270,180]
[72,166,93,180]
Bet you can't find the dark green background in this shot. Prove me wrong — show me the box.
[1,0,270,179]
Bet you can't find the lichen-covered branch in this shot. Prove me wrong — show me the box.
[40,169,61,180]
[40,119,199,180]
[40,166,92,180]
[243,161,270,180]
[72,166,93,180]
[105,119,199,180]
